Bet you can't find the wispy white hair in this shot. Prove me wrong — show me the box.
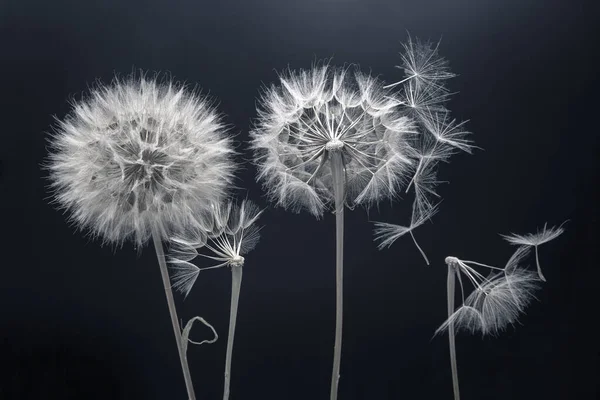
[46,74,236,247]
[250,63,416,218]
[436,253,541,337]
[437,269,540,336]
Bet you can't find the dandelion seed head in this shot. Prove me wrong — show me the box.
[47,74,236,247]
[501,222,566,247]
[251,64,416,217]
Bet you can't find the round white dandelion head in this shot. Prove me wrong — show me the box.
[47,74,236,247]
[250,64,416,218]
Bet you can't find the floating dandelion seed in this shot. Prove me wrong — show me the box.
[386,36,455,91]
[169,199,262,400]
[501,222,566,281]
[46,74,236,400]
[373,201,439,263]
[374,35,472,267]
[420,109,474,154]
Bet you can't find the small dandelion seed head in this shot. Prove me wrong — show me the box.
[46,73,236,247]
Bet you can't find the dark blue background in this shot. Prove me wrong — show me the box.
[0,0,597,399]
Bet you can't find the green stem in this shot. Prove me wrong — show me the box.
[223,265,243,400]
[151,227,196,400]
[447,265,460,400]
[329,150,345,400]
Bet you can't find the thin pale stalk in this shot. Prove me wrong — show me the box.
[329,150,345,400]
[447,266,460,400]
[223,265,243,400]
[151,227,196,400]
[409,230,430,265]
[534,245,546,282]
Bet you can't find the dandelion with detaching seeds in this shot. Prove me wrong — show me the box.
[46,74,236,399]
[169,199,262,400]
[249,43,463,397]
[434,247,541,400]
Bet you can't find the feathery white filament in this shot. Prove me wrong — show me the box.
[168,199,262,297]
[501,222,566,281]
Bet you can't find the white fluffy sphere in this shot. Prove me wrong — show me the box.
[47,75,236,247]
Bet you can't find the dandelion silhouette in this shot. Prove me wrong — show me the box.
[168,199,262,400]
[250,60,425,399]
[435,248,541,400]
[46,74,236,399]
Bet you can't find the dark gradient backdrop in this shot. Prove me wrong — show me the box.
[0,0,597,399]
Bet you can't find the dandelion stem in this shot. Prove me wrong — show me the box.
[329,150,345,400]
[223,265,242,400]
[409,230,430,265]
[534,245,546,282]
[447,265,460,400]
[151,227,196,400]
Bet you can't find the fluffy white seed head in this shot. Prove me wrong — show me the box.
[46,75,236,247]
[251,64,416,218]
[399,36,455,89]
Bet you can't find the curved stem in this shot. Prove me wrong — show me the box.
[535,245,546,282]
[223,265,243,400]
[409,230,430,265]
[447,266,460,400]
[329,150,345,400]
[151,227,196,400]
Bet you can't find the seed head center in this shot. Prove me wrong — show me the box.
[230,255,245,268]
[445,256,459,266]
[325,139,344,151]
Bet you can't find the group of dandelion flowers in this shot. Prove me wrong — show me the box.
[45,36,563,400]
